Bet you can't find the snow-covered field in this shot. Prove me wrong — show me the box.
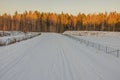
[0,31,41,46]
[75,36,120,49]
[63,31,120,37]
[0,33,120,80]
[63,31,120,49]
[64,31,120,57]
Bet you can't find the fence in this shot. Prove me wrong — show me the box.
[64,34,120,58]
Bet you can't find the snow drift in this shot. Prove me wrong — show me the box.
[0,31,41,46]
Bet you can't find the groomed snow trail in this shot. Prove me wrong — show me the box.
[0,33,120,80]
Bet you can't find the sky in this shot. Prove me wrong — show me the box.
[0,0,120,15]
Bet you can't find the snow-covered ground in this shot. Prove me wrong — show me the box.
[0,31,25,37]
[63,31,120,37]
[0,33,120,80]
[63,31,120,50]
[0,31,41,46]
[75,36,120,49]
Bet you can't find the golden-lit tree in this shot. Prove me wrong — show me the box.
[0,11,120,32]
[107,12,119,31]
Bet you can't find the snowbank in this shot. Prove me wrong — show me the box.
[0,31,25,37]
[63,31,120,37]
[0,32,41,46]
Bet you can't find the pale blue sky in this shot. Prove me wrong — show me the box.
[0,0,120,15]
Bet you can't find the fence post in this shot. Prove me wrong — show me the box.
[106,46,108,53]
[98,44,100,50]
[117,50,119,57]
[92,42,94,47]
[87,41,89,46]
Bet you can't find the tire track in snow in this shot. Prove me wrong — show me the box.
[0,33,120,80]
[0,36,42,78]
[55,34,79,80]
[69,36,104,79]
[62,34,120,80]
[57,35,105,80]
[59,47,74,80]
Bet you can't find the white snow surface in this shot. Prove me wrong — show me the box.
[0,31,40,45]
[63,31,120,49]
[0,33,120,80]
[75,36,120,49]
[63,31,120,37]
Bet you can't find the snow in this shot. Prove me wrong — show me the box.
[0,33,120,80]
[0,31,41,46]
[63,31,120,49]
[63,31,120,57]
[63,31,120,37]
[0,31,24,37]
[75,36,120,49]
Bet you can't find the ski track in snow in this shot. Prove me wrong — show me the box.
[0,33,120,80]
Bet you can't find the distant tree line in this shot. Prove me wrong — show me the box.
[0,11,120,32]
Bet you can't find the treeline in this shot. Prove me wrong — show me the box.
[0,11,120,33]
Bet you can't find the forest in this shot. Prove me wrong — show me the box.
[0,11,120,33]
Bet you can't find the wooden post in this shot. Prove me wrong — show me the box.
[117,50,119,57]
[106,46,108,53]
[87,41,89,46]
[98,44,100,50]
[92,42,94,47]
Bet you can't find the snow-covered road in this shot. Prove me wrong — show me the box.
[0,33,120,80]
